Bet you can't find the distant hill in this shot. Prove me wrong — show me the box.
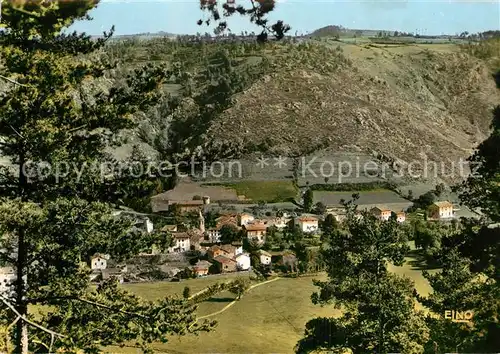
[310,26,392,38]
[92,31,178,41]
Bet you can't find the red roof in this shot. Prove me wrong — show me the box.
[433,201,453,208]
[245,223,267,231]
[172,232,190,239]
[213,255,237,264]
[298,216,318,222]
[209,245,229,253]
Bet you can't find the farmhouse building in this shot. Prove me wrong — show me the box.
[396,212,406,223]
[295,216,319,233]
[207,245,231,260]
[265,217,290,230]
[90,254,109,270]
[150,178,238,213]
[238,213,255,226]
[220,244,237,259]
[193,260,211,277]
[370,206,392,221]
[259,250,272,265]
[235,253,251,271]
[216,214,239,229]
[429,201,454,219]
[213,256,237,273]
[206,227,221,243]
[168,232,191,253]
[244,223,267,243]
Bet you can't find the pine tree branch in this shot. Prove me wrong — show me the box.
[0,75,28,87]
[8,125,24,140]
[0,295,66,339]
[25,296,149,319]
[11,6,41,18]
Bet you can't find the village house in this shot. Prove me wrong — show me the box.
[90,254,109,270]
[205,214,240,243]
[0,267,15,294]
[238,213,255,226]
[112,209,155,233]
[172,200,206,213]
[187,229,203,251]
[233,242,243,256]
[213,255,238,273]
[396,212,406,223]
[326,207,347,223]
[259,250,272,265]
[220,244,237,259]
[216,214,239,229]
[295,216,319,233]
[244,223,267,243]
[428,201,454,219]
[235,253,251,271]
[205,227,221,243]
[192,260,211,277]
[150,187,211,213]
[370,206,392,221]
[265,216,290,230]
[168,232,191,253]
[207,245,231,260]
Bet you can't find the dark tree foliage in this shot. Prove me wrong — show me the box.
[197,0,290,42]
[0,1,212,352]
[297,196,429,353]
[219,224,240,244]
[303,189,313,212]
[458,105,500,222]
[419,102,500,353]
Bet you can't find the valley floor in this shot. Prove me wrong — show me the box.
[106,245,436,353]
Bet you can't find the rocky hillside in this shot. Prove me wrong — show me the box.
[207,41,499,182]
[2,38,498,185]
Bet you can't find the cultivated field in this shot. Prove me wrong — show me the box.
[313,189,412,208]
[297,150,405,186]
[211,180,299,203]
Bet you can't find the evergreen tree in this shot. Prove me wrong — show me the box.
[320,213,338,236]
[197,0,290,42]
[297,197,429,353]
[0,2,213,352]
[303,189,313,212]
[420,104,500,353]
[459,106,500,222]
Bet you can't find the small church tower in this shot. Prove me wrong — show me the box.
[198,210,205,233]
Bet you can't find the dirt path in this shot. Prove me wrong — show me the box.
[196,277,281,320]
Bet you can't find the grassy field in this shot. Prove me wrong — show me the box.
[313,189,412,211]
[107,274,335,354]
[105,250,435,353]
[217,180,299,203]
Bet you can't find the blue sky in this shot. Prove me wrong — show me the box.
[70,0,500,36]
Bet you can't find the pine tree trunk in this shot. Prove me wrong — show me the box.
[14,152,29,354]
[14,229,28,354]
